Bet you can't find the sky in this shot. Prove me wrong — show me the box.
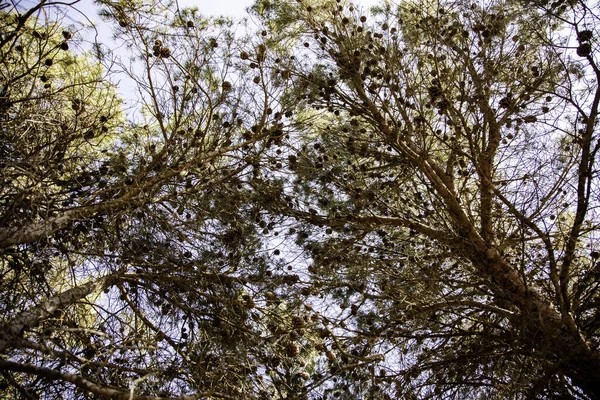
[177,0,380,17]
[178,0,256,16]
[60,0,255,25]
[62,0,256,18]
[51,0,381,112]
[185,0,380,16]
[65,0,381,19]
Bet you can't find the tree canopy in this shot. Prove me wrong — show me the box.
[1,0,599,399]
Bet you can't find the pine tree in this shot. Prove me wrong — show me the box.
[253,0,600,398]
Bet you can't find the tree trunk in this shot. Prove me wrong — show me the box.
[564,358,600,400]
[480,249,600,399]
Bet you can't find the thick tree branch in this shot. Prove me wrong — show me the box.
[0,359,240,400]
[0,274,118,353]
[559,69,600,312]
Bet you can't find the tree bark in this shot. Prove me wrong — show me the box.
[0,274,117,353]
[476,249,600,399]
[0,207,98,249]
[563,359,600,400]
[0,359,238,400]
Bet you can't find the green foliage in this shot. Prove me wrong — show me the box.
[252,0,600,398]
[1,0,600,399]
[0,2,302,399]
